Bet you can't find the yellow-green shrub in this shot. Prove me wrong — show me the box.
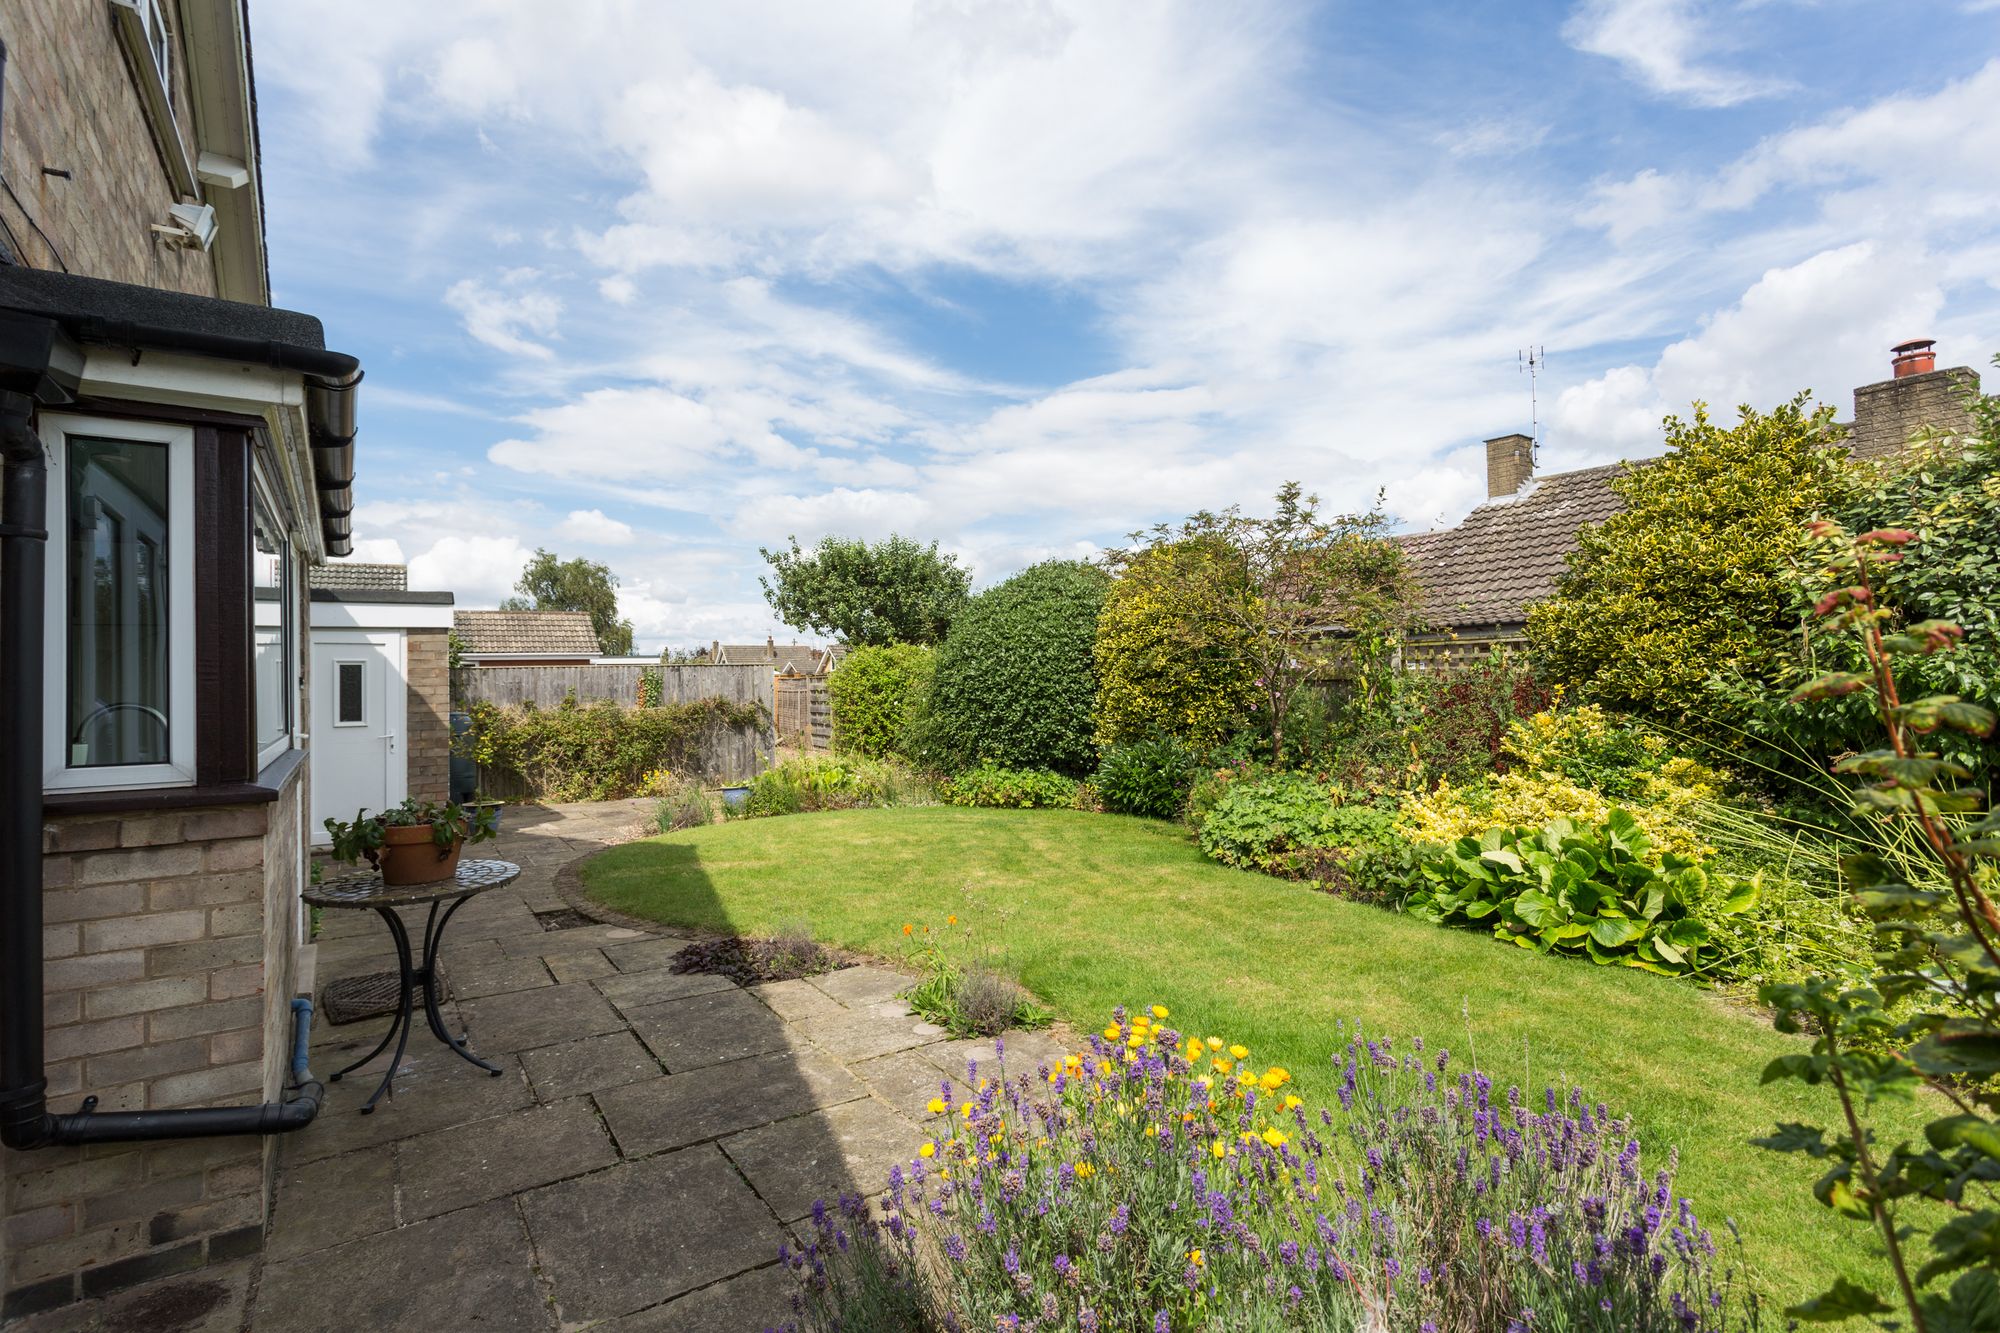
[1398,767,1716,862]
[1093,539,1256,748]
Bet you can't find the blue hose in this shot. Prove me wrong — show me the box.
[289,997,315,1086]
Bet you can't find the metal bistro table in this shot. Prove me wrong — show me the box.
[304,859,520,1114]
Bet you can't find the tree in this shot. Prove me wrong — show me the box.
[1093,537,1258,749]
[503,548,634,656]
[921,560,1109,775]
[1105,483,1414,766]
[1525,395,1855,721]
[759,534,970,647]
[827,643,934,759]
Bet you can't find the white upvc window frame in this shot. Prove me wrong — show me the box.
[250,469,296,773]
[42,413,198,792]
[331,659,369,727]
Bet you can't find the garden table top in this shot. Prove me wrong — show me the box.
[305,859,521,911]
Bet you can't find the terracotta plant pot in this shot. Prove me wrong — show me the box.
[374,824,464,886]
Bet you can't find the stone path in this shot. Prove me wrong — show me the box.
[20,800,1067,1332]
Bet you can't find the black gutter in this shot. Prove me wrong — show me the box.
[1,363,327,1148]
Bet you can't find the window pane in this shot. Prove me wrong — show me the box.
[67,438,170,768]
[336,662,365,724]
[253,498,291,754]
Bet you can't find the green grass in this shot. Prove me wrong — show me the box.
[584,805,1924,1305]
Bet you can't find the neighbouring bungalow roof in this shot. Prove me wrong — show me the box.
[711,641,823,673]
[1398,463,1630,631]
[309,563,408,592]
[453,610,601,657]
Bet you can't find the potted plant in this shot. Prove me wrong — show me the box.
[323,798,500,886]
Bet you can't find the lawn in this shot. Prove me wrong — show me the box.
[584,804,1921,1305]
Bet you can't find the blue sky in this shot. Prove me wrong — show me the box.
[250,0,2000,652]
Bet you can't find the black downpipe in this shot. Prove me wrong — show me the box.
[0,389,323,1149]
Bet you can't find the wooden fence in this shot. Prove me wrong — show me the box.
[774,674,831,751]
[456,663,776,791]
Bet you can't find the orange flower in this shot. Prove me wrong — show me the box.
[902,923,914,936]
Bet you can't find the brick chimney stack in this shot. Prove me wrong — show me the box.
[1849,339,1980,463]
[1484,433,1535,499]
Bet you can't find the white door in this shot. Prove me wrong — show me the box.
[310,630,407,845]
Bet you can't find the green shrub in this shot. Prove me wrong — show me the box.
[731,754,932,819]
[1093,735,1195,819]
[827,643,934,759]
[922,560,1109,775]
[651,773,715,832]
[1197,772,1351,870]
[464,697,765,802]
[938,763,1078,809]
[1092,537,1257,748]
[1404,810,1755,975]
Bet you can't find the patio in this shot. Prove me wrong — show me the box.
[14,801,1065,1332]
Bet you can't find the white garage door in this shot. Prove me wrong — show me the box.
[310,630,407,844]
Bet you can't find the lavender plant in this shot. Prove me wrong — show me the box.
[775,1008,1758,1332]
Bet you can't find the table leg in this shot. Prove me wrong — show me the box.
[355,906,418,1115]
[419,894,503,1077]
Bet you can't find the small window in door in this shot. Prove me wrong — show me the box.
[334,661,366,726]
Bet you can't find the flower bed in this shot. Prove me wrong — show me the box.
[777,1006,1755,1331]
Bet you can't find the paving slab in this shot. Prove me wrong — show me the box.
[723,1098,922,1223]
[594,965,736,1013]
[522,1145,783,1325]
[747,977,847,1022]
[461,981,625,1053]
[626,986,795,1071]
[451,954,556,1000]
[791,1005,945,1063]
[602,936,699,973]
[545,948,618,983]
[594,1049,866,1157]
[930,1029,1072,1081]
[498,922,653,959]
[253,1200,547,1333]
[285,1057,537,1165]
[266,1146,396,1261]
[605,1262,799,1332]
[522,1030,663,1101]
[806,964,909,1009]
[850,1048,957,1119]
[398,1097,618,1220]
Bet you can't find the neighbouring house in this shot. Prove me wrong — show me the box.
[0,1,369,1318]
[1399,341,1984,667]
[703,636,823,676]
[814,643,851,675]
[451,609,600,666]
[306,563,453,840]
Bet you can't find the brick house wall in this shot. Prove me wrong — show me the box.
[5,775,307,1314]
[0,0,219,294]
[406,628,451,804]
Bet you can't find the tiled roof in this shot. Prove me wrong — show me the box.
[309,562,408,592]
[452,610,601,656]
[1400,463,1631,630]
[713,642,822,672]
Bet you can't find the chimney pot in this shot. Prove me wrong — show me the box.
[1483,433,1535,499]
[1891,338,1936,379]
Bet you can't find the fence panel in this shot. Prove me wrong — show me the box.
[457,664,776,790]
[773,675,832,751]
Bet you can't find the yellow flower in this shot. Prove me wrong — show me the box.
[1262,1128,1289,1147]
[1229,1044,1249,1061]
[947,914,958,925]
[1235,1071,1258,1087]
[902,923,914,936]
[1211,1057,1232,1074]
[1189,1247,1204,1267]
[919,1141,936,1158]
[1211,1140,1227,1159]
[1205,1037,1223,1051]
[1103,1025,1122,1041]
[926,1098,947,1115]
[1145,1124,1159,1138]
[960,1101,975,1118]
[1151,1005,1170,1019]
[1075,1162,1097,1178]
[1284,1094,1303,1110]
[1259,1067,1291,1092]
[1126,1034,1144,1049]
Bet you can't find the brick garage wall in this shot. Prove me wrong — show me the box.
[406,629,451,804]
[0,0,217,292]
[3,775,305,1318]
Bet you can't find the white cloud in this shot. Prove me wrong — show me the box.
[1563,0,1791,107]
[558,508,636,546]
[407,535,534,607]
[443,273,562,359]
[1553,242,1947,457]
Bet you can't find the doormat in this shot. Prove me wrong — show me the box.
[321,966,452,1025]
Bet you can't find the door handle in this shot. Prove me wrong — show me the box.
[384,733,398,753]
